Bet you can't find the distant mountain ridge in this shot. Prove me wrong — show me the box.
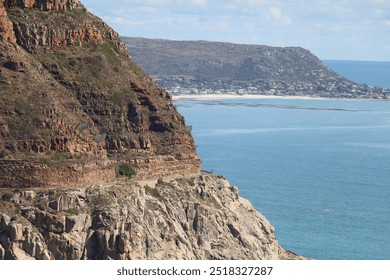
[122,37,388,99]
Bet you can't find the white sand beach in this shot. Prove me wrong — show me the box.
[172,94,328,100]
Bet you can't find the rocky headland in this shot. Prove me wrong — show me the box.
[0,1,303,259]
[123,37,389,99]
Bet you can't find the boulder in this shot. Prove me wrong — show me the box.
[21,190,35,200]
[0,213,10,230]
[8,222,24,242]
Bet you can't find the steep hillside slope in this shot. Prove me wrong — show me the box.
[123,37,387,98]
[0,1,200,188]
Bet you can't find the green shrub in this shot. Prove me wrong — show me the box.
[1,192,14,202]
[145,186,163,200]
[66,208,79,215]
[0,150,8,159]
[101,43,121,66]
[109,92,124,107]
[187,178,196,186]
[117,164,137,179]
[51,152,63,161]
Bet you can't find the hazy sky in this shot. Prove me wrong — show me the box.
[82,0,390,61]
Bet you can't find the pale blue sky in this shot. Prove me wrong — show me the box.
[82,0,390,61]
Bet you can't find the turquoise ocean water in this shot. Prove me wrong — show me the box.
[174,61,390,260]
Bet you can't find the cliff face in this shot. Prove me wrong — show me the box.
[0,0,200,188]
[0,174,301,260]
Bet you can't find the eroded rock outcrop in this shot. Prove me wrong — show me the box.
[4,0,80,11]
[0,175,303,260]
[0,0,16,44]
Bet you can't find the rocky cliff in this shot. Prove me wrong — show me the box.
[0,0,200,188]
[0,1,303,260]
[0,174,302,260]
[123,37,388,98]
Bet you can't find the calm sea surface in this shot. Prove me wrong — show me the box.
[174,62,390,260]
[324,60,390,89]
